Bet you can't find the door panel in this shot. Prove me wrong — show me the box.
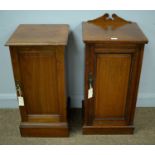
[95,54,131,120]
[18,50,59,115]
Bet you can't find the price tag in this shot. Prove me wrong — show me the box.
[88,85,93,99]
[18,96,24,106]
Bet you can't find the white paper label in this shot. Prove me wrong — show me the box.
[111,37,118,40]
[88,87,93,99]
[18,96,24,106]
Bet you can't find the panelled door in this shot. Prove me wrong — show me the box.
[85,45,140,126]
[10,46,67,123]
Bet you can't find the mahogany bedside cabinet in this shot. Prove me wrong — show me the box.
[82,14,148,134]
[6,24,69,137]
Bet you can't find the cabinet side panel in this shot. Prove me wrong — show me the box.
[95,54,131,119]
[18,49,59,114]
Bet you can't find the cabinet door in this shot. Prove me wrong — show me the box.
[95,53,131,125]
[10,46,67,123]
[85,46,141,126]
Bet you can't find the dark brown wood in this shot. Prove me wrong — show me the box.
[6,25,69,137]
[82,13,148,134]
[6,24,69,46]
[83,125,134,135]
[20,123,69,137]
[95,54,131,119]
[88,13,131,30]
[83,14,148,44]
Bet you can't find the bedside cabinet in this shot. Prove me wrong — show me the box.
[82,14,148,134]
[6,24,69,137]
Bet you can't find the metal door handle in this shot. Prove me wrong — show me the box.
[88,72,93,88]
[15,81,22,96]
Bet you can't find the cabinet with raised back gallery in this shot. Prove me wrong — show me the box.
[6,24,69,137]
[82,14,148,134]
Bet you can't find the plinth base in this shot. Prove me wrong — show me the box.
[20,122,69,137]
[83,125,134,135]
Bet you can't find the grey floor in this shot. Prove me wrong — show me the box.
[0,108,155,145]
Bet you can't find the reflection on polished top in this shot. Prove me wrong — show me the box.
[6,24,69,46]
[82,13,148,43]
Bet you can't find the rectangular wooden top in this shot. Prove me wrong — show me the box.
[6,24,69,46]
[82,22,148,44]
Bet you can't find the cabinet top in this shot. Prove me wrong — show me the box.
[5,24,69,46]
[82,14,148,44]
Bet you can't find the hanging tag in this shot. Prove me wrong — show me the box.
[88,85,93,99]
[18,96,24,106]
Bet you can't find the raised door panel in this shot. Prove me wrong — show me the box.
[94,54,131,121]
[18,51,58,115]
[10,46,67,123]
